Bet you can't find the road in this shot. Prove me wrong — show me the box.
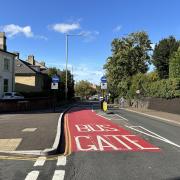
[0,102,180,180]
[64,102,180,180]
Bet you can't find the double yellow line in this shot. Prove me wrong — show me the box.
[64,114,72,156]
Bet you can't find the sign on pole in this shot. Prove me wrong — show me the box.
[52,75,60,83]
[51,82,58,90]
[51,75,60,90]
[100,76,107,83]
[101,82,107,90]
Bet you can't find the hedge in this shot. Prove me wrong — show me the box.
[143,78,180,98]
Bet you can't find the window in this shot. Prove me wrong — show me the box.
[3,79,8,92]
[4,58,10,71]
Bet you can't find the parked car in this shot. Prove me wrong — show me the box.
[2,92,24,100]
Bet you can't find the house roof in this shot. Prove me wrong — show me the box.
[15,59,39,75]
[0,49,17,56]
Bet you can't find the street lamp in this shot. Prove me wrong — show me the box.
[65,33,83,100]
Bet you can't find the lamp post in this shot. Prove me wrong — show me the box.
[65,33,83,100]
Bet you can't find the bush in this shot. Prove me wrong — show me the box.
[144,78,180,98]
[128,73,180,99]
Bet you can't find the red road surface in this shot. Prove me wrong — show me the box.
[65,107,160,153]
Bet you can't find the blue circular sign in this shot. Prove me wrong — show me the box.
[100,76,107,83]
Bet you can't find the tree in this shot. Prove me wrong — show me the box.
[75,80,97,99]
[152,36,179,79]
[59,70,75,100]
[104,31,152,99]
[169,47,180,78]
[48,67,60,77]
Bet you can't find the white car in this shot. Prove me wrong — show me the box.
[2,92,24,100]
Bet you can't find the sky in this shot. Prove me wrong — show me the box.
[0,0,180,84]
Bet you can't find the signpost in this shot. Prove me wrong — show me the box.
[100,75,108,112]
[51,75,60,90]
[51,75,60,112]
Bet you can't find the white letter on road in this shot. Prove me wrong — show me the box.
[75,125,91,132]
[75,136,98,151]
[97,135,118,151]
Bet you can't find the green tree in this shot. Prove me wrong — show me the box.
[75,80,97,99]
[169,47,180,78]
[152,36,179,79]
[59,70,75,100]
[48,67,60,77]
[104,31,152,100]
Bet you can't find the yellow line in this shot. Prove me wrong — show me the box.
[64,115,69,155]
[66,114,72,155]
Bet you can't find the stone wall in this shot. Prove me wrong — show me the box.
[129,98,180,115]
[148,98,180,114]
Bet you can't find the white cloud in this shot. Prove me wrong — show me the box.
[51,23,80,33]
[1,24,33,38]
[34,35,48,41]
[0,24,48,40]
[113,25,122,32]
[46,62,103,84]
[80,30,100,42]
[73,64,103,84]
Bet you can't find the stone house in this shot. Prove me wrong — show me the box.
[0,32,16,98]
[15,55,50,92]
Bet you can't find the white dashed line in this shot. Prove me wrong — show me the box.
[25,171,39,180]
[52,170,65,180]
[57,156,66,166]
[97,114,111,120]
[34,156,46,166]
[115,114,129,121]
[22,128,37,132]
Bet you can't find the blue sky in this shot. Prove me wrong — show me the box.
[0,0,180,84]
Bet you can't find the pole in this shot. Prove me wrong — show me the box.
[65,34,68,100]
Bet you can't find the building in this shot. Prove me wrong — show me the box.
[15,55,50,92]
[0,32,16,98]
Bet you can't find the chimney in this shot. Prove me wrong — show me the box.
[13,52,20,59]
[40,61,45,67]
[0,32,7,51]
[27,55,35,65]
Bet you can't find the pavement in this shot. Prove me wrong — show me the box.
[0,107,66,155]
[123,107,180,125]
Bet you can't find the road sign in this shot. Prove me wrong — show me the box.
[51,82,58,90]
[52,75,60,83]
[101,82,107,90]
[100,76,107,83]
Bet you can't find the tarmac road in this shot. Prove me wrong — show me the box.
[0,102,180,180]
[64,102,180,180]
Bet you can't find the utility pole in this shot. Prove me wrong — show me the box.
[65,33,83,100]
[65,34,68,101]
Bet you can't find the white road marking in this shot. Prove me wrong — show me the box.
[52,170,65,180]
[97,114,111,121]
[115,114,129,121]
[57,156,66,166]
[34,156,46,166]
[25,171,39,180]
[22,128,37,132]
[127,125,180,148]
